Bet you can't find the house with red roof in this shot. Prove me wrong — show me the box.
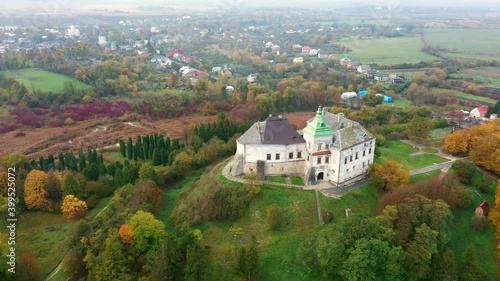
[302,46,312,53]
[475,200,490,216]
[469,106,489,119]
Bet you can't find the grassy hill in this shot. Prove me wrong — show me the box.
[1,68,89,93]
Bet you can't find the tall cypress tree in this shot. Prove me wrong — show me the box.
[127,138,134,160]
[119,139,126,157]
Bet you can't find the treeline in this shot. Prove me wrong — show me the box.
[444,119,500,175]
[119,133,183,166]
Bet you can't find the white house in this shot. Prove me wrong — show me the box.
[293,57,304,64]
[232,106,376,187]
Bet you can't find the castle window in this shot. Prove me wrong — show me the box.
[297,151,302,158]
[368,160,371,165]
[325,143,329,149]
[355,152,358,160]
[325,156,330,163]
[318,143,322,150]
[369,148,372,154]
[344,157,347,164]
[317,157,322,164]
[363,162,365,168]
[289,152,293,159]
[275,153,280,160]
[363,150,366,157]
[350,155,353,162]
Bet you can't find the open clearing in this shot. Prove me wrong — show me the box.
[449,67,500,88]
[423,27,500,55]
[339,36,440,65]
[1,68,90,93]
[376,140,448,170]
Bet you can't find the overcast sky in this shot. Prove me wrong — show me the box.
[2,0,500,10]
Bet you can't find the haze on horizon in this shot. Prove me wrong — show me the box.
[3,0,500,11]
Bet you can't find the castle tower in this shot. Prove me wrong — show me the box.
[303,106,334,184]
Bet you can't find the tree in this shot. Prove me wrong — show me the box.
[138,162,157,182]
[61,195,88,219]
[24,170,50,210]
[118,223,134,244]
[62,173,83,198]
[266,204,286,231]
[44,171,62,202]
[64,117,75,126]
[407,116,434,143]
[369,161,410,191]
[185,240,208,281]
[21,253,39,281]
[151,235,179,281]
[128,210,167,256]
[459,245,488,281]
[246,235,259,280]
[119,140,126,158]
[452,160,476,185]
[1,152,27,170]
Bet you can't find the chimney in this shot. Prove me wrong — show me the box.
[278,114,282,119]
[338,112,344,123]
[322,107,328,115]
[269,114,273,118]
[256,122,260,133]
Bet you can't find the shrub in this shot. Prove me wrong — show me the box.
[266,204,286,231]
[205,187,248,222]
[452,160,476,185]
[14,131,26,137]
[472,216,488,232]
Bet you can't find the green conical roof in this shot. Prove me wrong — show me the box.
[303,106,334,138]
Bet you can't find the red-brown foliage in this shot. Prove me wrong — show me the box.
[14,131,26,137]
[377,174,471,213]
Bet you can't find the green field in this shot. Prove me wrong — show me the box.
[423,127,453,147]
[449,67,500,88]
[376,140,448,170]
[391,99,412,108]
[424,28,500,55]
[339,36,440,65]
[1,68,89,93]
[440,51,500,62]
[408,169,441,184]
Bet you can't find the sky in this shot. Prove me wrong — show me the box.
[2,0,500,10]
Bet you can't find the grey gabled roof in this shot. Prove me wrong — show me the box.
[237,116,305,145]
[309,111,375,150]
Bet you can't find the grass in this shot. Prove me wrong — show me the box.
[432,88,497,105]
[104,151,128,163]
[423,127,452,147]
[422,147,438,153]
[449,67,500,88]
[376,140,448,170]
[266,176,287,184]
[10,196,112,280]
[391,99,412,109]
[50,269,68,281]
[448,171,497,280]
[409,169,441,184]
[1,68,89,93]
[423,27,500,55]
[339,36,440,65]
[319,185,381,219]
[290,176,305,186]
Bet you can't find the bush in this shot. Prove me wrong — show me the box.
[266,204,286,231]
[452,160,476,185]
[205,187,249,222]
[14,131,26,137]
[472,216,488,232]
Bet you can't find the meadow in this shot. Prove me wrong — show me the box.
[449,67,500,88]
[1,68,89,93]
[432,88,498,105]
[338,36,440,65]
[375,140,448,170]
[423,27,500,55]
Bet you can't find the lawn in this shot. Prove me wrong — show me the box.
[104,151,128,163]
[423,127,453,147]
[290,176,305,186]
[423,27,500,55]
[1,68,89,93]
[448,180,497,280]
[319,185,381,219]
[408,169,441,184]
[376,140,448,170]
[422,147,438,153]
[450,67,500,88]
[391,99,412,109]
[266,176,287,184]
[339,36,440,65]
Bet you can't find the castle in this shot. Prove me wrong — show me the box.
[231,106,376,187]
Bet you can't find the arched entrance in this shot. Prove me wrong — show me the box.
[317,172,324,181]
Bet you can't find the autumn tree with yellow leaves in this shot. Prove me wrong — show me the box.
[444,119,500,174]
[24,170,50,210]
[61,195,88,219]
[488,180,500,278]
[369,161,410,191]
